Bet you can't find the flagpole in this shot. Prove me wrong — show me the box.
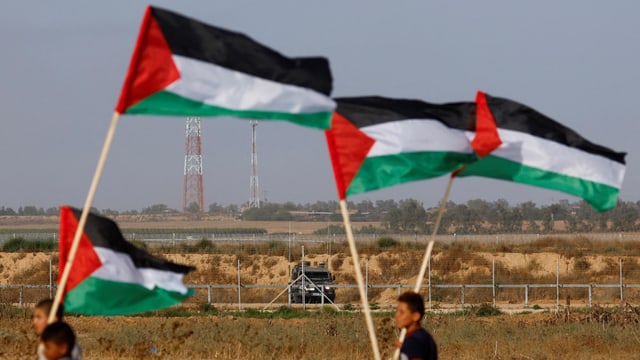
[392,176,455,360]
[49,112,121,323]
[339,199,381,360]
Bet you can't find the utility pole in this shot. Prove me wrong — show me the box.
[249,120,260,208]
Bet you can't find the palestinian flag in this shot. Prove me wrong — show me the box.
[325,96,501,199]
[58,206,195,315]
[115,6,335,129]
[457,92,626,212]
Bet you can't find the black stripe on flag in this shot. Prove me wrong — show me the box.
[335,96,477,131]
[70,208,194,274]
[485,94,626,165]
[151,6,333,95]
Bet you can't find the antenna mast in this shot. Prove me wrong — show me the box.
[249,120,260,208]
[183,117,204,213]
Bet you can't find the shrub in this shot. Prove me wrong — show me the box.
[273,306,299,319]
[377,237,399,248]
[318,305,338,315]
[2,238,55,252]
[193,239,214,252]
[473,303,503,317]
[200,303,219,314]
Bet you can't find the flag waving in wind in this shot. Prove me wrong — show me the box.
[58,206,195,315]
[457,92,626,212]
[325,96,501,199]
[115,6,336,129]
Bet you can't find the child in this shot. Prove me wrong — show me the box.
[32,298,64,338]
[40,321,75,360]
[32,299,82,360]
[395,291,438,360]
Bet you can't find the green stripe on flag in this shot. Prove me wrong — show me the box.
[460,155,620,212]
[64,276,194,316]
[347,151,478,197]
[124,91,333,129]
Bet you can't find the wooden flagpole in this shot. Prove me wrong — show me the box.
[339,199,381,360]
[49,112,121,323]
[392,176,455,360]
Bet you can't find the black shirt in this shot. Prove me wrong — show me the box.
[400,327,437,360]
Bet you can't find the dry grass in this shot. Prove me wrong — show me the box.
[3,306,640,359]
[4,231,640,358]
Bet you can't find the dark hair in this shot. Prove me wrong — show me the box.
[41,321,75,355]
[35,298,64,320]
[398,291,425,320]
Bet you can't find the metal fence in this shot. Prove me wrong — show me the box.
[2,281,638,312]
[3,232,640,311]
[2,256,639,312]
[0,231,637,245]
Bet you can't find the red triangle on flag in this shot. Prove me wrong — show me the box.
[58,207,102,293]
[471,91,502,158]
[325,113,375,200]
[115,6,180,114]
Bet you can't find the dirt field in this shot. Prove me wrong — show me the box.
[3,308,640,359]
[3,247,640,359]
[3,217,640,358]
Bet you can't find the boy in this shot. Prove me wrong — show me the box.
[32,298,82,360]
[395,291,438,360]
[40,321,76,360]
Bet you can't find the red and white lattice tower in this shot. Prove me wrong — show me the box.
[249,120,260,208]
[183,117,204,213]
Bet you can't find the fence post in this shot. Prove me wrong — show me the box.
[428,256,432,310]
[237,259,241,311]
[302,246,306,310]
[588,284,592,307]
[461,285,465,307]
[556,257,560,312]
[619,258,624,303]
[492,257,496,308]
[365,259,369,301]
[19,286,23,308]
[288,223,292,263]
[207,285,211,305]
[49,258,53,298]
[525,284,529,308]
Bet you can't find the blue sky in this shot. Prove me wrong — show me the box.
[0,1,638,211]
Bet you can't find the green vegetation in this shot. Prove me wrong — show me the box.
[1,238,55,252]
[376,237,399,248]
[2,196,640,235]
[461,303,503,317]
[124,227,268,235]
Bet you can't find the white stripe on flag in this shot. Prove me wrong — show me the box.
[92,247,190,294]
[167,55,336,113]
[492,129,625,188]
[363,119,472,157]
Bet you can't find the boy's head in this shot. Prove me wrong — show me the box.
[33,299,64,336]
[41,321,75,360]
[395,291,425,329]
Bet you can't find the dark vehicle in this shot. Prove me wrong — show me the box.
[289,261,336,304]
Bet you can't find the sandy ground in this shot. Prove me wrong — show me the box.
[0,250,619,299]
